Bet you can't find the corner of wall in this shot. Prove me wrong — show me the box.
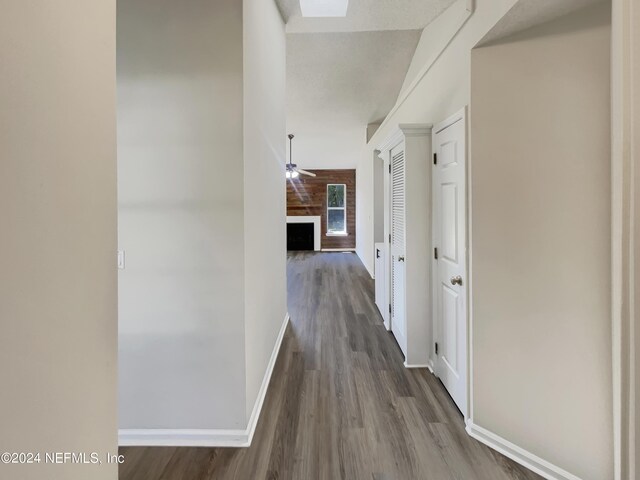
[241,0,288,440]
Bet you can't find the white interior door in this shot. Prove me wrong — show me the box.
[390,143,407,355]
[433,110,468,417]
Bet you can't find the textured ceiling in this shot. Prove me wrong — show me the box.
[276,0,456,33]
[287,30,421,168]
[281,0,454,168]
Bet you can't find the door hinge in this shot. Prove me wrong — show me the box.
[435,342,439,355]
[389,304,392,314]
[389,164,391,174]
[389,234,391,243]
[434,247,438,260]
[433,153,437,165]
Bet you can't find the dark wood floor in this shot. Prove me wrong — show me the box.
[119,252,541,480]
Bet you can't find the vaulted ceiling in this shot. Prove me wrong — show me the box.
[477,0,605,46]
[277,0,456,169]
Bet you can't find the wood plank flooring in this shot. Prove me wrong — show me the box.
[119,252,541,480]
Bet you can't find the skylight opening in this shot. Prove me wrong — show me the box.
[300,0,348,17]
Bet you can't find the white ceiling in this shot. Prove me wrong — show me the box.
[286,30,421,169]
[279,0,455,169]
[279,0,606,169]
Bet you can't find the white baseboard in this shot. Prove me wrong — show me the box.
[118,428,250,447]
[245,312,289,445]
[465,421,582,480]
[119,313,290,448]
[403,362,431,369]
[426,359,435,374]
[321,248,356,252]
[354,248,375,279]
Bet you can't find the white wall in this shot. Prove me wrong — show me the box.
[356,0,516,275]
[356,151,376,276]
[357,0,617,477]
[356,147,386,279]
[402,131,433,367]
[396,0,473,100]
[118,0,287,437]
[373,153,385,244]
[470,4,612,479]
[243,0,288,421]
[118,0,247,430]
[0,2,117,479]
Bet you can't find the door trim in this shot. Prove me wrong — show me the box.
[611,1,637,477]
[431,106,470,420]
[390,141,408,356]
[379,136,403,334]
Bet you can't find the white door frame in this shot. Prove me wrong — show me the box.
[389,141,408,355]
[611,1,637,478]
[431,106,470,420]
[377,124,433,365]
[381,148,392,331]
[380,137,405,333]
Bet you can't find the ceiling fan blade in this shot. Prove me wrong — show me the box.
[297,169,316,177]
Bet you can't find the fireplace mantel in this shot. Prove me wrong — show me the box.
[286,216,321,251]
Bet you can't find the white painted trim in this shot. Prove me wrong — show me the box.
[403,362,430,369]
[373,242,387,314]
[398,123,434,137]
[376,124,432,158]
[321,248,355,252]
[287,215,321,251]
[376,129,403,159]
[245,312,290,445]
[466,422,583,480]
[466,103,476,424]
[377,124,434,345]
[426,359,435,374]
[611,1,637,478]
[431,106,470,421]
[118,429,250,447]
[434,110,465,135]
[119,314,290,447]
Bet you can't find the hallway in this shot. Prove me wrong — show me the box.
[119,252,540,480]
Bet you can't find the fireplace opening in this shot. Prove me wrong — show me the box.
[287,223,314,251]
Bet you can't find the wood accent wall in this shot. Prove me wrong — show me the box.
[286,169,356,250]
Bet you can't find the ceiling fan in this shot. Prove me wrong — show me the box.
[286,134,316,179]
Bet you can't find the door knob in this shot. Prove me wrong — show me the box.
[398,256,405,262]
[450,275,463,286]
[376,249,380,259]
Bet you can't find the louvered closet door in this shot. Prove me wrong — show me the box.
[390,142,407,356]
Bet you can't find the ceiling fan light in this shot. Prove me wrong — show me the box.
[292,170,299,179]
[286,170,292,179]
